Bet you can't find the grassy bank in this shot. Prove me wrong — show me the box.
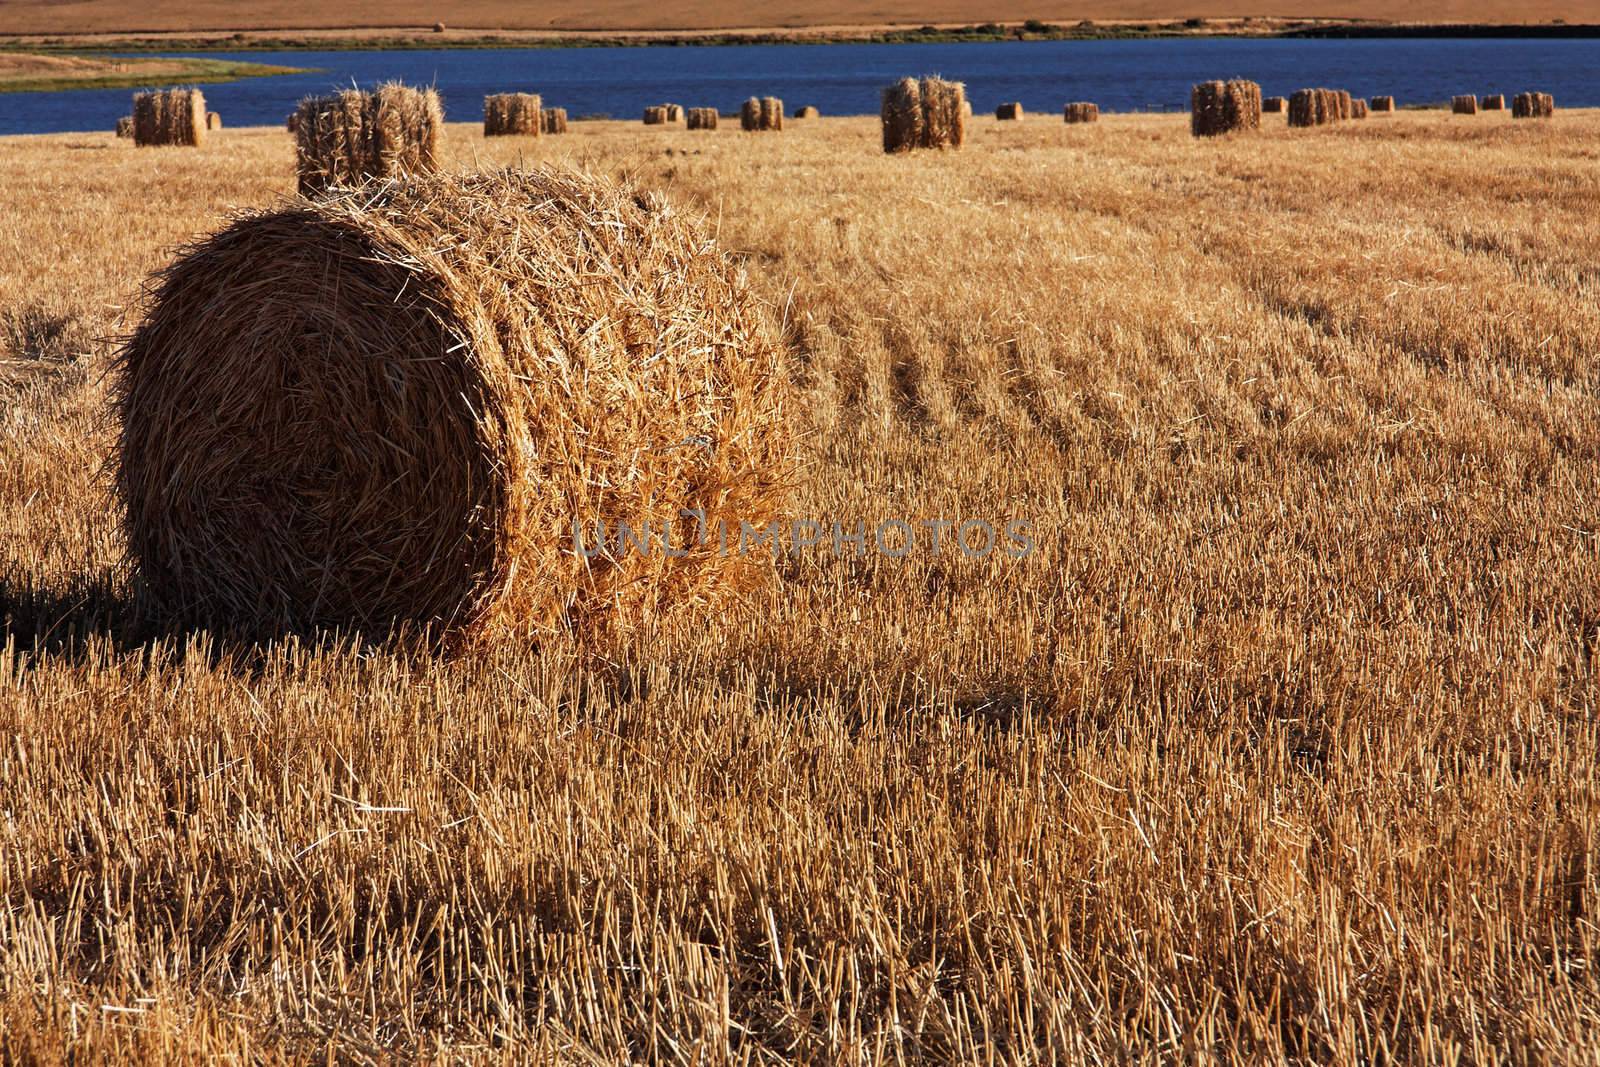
[0,53,307,93]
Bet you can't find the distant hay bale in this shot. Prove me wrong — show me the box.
[664,104,683,122]
[794,105,819,119]
[294,84,443,197]
[540,107,568,134]
[1351,98,1368,119]
[644,105,669,125]
[485,93,542,136]
[1063,102,1099,123]
[132,88,206,147]
[1288,88,1344,128]
[432,21,446,32]
[961,99,972,117]
[206,111,222,130]
[879,76,967,152]
[286,112,299,132]
[1512,91,1555,118]
[115,167,793,645]
[920,77,967,148]
[1334,90,1353,120]
[1482,94,1506,110]
[1190,79,1261,137]
[881,78,924,152]
[1262,96,1286,113]
[1452,95,1479,115]
[995,101,1024,120]
[1370,95,1395,113]
[686,107,719,130]
[115,116,134,138]
[740,97,783,131]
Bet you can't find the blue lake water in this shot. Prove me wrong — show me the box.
[5,37,1599,135]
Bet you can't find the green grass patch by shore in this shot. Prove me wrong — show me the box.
[0,54,307,93]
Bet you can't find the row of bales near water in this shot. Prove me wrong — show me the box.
[3,40,1596,1061]
[120,75,1561,150]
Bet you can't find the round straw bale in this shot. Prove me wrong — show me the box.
[116,116,134,138]
[1369,95,1395,112]
[995,101,1024,121]
[1262,96,1286,113]
[1063,101,1099,123]
[115,168,793,643]
[1481,93,1505,110]
[1190,79,1260,137]
[206,111,222,130]
[644,105,669,125]
[1452,94,1478,114]
[794,105,820,119]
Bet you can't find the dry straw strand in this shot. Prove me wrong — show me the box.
[1189,79,1261,137]
[115,167,794,645]
[484,93,542,136]
[131,87,206,147]
[1452,95,1479,114]
[995,102,1024,121]
[295,84,442,196]
[1063,102,1099,123]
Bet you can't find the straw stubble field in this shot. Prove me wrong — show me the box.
[0,111,1597,1062]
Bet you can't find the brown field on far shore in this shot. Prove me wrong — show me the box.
[0,0,1593,36]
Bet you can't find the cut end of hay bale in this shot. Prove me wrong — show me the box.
[132,87,206,147]
[485,92,542,136]
[115,167,795,646]
[294,84,442,197]
[1190,79,1261,137]
[206,111,221,130]
[995,102,1024,121]
[1063,102,1099,124]
[881,76,967,152]
[686,107,719,130]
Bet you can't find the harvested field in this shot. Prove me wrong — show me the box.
[1,110,1598,1063]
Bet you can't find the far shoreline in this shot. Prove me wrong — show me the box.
[4,18,1600,55]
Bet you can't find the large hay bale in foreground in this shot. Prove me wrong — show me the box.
[132,88,206,147]
[485,92,542,136]
[294,84,442,196]
[1190,79,1261,137]
[1370,95,1395,113]
[1482,93,1506,110]
[686,107,719,130]
[995,101,1024,121]
[1262,96,1286,113]
[879,76,967,152]
[115,116,134,138]
[1512,91,1555,118]
[644,105,669,125]
[1063,101,1099,123]
[1288,88,1343,128]
[1452,95,1479,114]
[115,168,792,643]
[540,107,568,134]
